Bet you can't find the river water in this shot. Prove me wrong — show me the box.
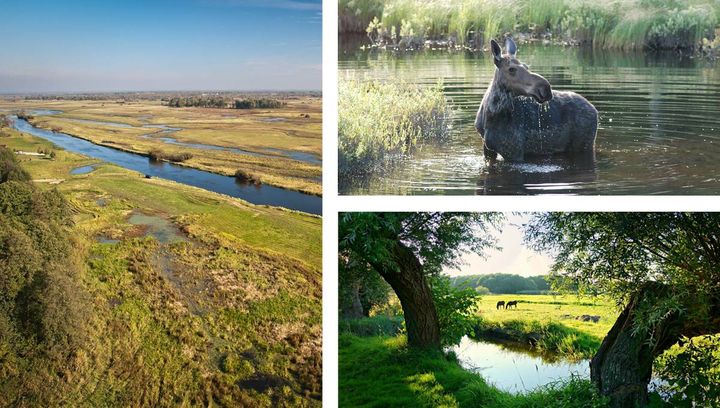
[451,336,589,393]
[339,43,720,195]
[12,117,322,215]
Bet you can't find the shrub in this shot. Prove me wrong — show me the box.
[339,315,404,336]
[234,169,261,185]
[338,79,449,181]
[148,149,193,162]
[655,334,720,405]
[431,276,481,347]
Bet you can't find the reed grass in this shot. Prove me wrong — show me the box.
[338,79,449,181]
[342,0,719,49]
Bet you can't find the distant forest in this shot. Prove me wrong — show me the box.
[166,96,286,109]
[449,273,551,294]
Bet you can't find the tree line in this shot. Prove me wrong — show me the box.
[166,96,286,109]
[449,273,550,294]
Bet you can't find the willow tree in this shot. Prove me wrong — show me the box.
[339,212,500,349]
[527,213,720,407]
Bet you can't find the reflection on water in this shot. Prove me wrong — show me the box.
[450,336,589,393]
[339,43,720,195]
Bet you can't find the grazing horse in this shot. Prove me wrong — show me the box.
[475,38,598,162]
[496,301,505,310]
[505,300,518,309]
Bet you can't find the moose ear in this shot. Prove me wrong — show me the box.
[505,37,517,56]
[490,39,502,66]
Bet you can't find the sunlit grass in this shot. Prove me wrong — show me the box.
[338,79,449,181]
[339,333,609,407]
[0,98,322,195]
[341,0,720,49]
[1,126,322,405]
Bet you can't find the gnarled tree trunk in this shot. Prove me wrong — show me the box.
[590,282,719,407]
[372,241,441,350]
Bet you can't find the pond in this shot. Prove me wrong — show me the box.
[339,42,720,195]
[12,117,322,215]
[450,336,589,394]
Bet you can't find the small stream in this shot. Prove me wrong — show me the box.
[451,336,589,393]
[12,116,322,215]
[451,336,666,395]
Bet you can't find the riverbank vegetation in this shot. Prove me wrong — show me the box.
[1,127,322,406]
[340,0,720,51]
[340,334,609,407]
[338,80,449,185]
[0,97,321,195]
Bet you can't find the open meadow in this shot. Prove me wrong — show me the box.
[0,95,322,195]
[0,124,321,406]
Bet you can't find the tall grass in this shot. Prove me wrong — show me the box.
[342,0,720,49]
[338,79,449,180]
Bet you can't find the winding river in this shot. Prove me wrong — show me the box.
[12,116,322,215]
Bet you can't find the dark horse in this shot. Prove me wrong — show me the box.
[475,38,598,162]
[496,300,505,310]
[505,300,518,309]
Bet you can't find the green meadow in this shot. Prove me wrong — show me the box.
[0,125,321,407]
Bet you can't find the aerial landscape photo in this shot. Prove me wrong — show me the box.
[0,0,321,406]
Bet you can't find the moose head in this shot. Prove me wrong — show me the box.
[490,38,552,104]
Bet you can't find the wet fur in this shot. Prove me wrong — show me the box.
[475,65,598,162]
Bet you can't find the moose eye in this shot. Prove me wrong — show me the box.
[508,67,517,75]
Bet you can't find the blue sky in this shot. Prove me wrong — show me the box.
[0,0,321,92]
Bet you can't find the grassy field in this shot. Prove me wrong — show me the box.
[0,97,322,195]
[474,294,617,358]
[0,125,321,406]
[340,0,719,50]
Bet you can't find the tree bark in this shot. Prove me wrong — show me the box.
[590,282,718,408]
[372,241,441,350]
[347,281,364,319]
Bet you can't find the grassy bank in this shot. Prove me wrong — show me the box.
[1,98,322,195]
[0,126,321,406]
[470,295,615,358]
[339,333,609,407]
[338,80,449,184]
[340,0,719,50]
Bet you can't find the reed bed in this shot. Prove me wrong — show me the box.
[341,0,719,50]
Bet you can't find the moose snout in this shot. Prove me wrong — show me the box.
[538,83,552,103]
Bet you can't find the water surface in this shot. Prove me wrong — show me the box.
[12,117,321,214]
[451,336,589,393]
[339,44,720,195]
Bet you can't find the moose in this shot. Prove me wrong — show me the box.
[475,38,598,162]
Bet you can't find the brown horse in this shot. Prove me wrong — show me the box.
[496,300,505,310]
[475,38,598,162]
[505,300,518,309]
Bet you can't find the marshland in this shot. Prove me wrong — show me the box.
[338,0,720,195]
